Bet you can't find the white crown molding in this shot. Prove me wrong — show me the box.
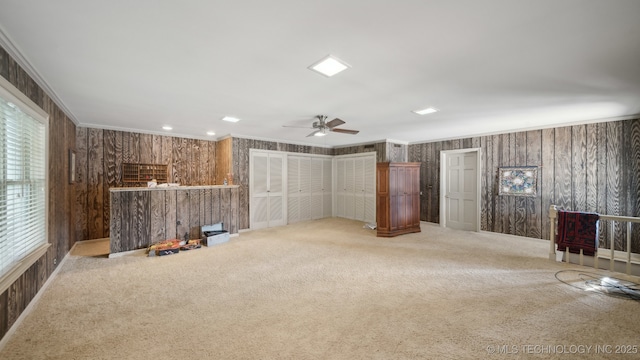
[333,151,378,159]
[332,138,403,149]
[0,23,79,125]
[385,139,410,145]
[407,114,640,145]
[77,126,377,149]
[81,123,219,142]
[225,133,334,149]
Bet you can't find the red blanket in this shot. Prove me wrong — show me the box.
[556,211,600,256]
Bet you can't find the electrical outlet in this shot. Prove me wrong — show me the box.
[53,258,57,266]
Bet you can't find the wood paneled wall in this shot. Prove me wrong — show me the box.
[334,141,408,162]
[76,132,341,238]
[334,142,387,162]
[386,142,408,162]
[215,137,232,185]
[75,128,217,241]
[0,47,76,341]
[109,186,239,253]
[408,120,640,252]
[231,137,333,230]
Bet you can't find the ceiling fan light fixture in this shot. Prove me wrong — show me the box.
[308,55,351,77]
[314,130,327,137]
[412,107,439,115]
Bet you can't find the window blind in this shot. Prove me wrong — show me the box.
[0,85,48,287]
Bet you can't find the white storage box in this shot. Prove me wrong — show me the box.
[201,222,229,246]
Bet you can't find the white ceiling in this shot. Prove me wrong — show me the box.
[1,0,639,147]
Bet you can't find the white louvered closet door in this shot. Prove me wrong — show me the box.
[288,156,312,223]
[335,159,346,218]
[333,153,376,222]
[310,157,324,220]
[363,156,376,223]
[343,158,355,220]
[287,156,300,224]
[298,157,311,221]
[321,158,333,218]
[251,152,269,229]
[268,154,285,227]
[354,158,365,221]
[250,151,285,229]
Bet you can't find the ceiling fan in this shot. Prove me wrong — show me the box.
[283,115,360,137]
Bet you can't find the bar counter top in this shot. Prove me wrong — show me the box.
[110,184,239,192]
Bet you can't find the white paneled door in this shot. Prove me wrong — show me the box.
[250,151,285,230]
[441,149,480,231]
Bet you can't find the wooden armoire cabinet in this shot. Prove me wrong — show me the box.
[376,162,421,237]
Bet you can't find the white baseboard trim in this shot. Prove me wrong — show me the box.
[0,241,76,351]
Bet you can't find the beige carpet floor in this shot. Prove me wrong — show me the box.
[1,218,639,360]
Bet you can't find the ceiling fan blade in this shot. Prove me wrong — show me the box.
[331,128,359,135]
[325,118,346,129]
[306,130,321,137]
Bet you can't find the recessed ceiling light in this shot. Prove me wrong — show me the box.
[222,116,240,123]
[206,131,215,136]
[308,55,351,77]
[162,125,173,130]
[412,107,439,115]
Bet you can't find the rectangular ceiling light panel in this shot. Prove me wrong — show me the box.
[308,55,351,77]
[222,116,240,123]
[412,107,439,115]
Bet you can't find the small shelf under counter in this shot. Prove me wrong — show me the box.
[109,185,239,255]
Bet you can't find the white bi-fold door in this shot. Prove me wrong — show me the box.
[287,156,311,223]
[288,155,332,224]
[250,150,285,230]
[334,153,376,223]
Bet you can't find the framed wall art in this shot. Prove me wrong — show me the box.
[498,166,537,196]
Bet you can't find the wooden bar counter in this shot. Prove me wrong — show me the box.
[109,185,239,255]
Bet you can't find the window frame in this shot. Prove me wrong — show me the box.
[0,75,50,295]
